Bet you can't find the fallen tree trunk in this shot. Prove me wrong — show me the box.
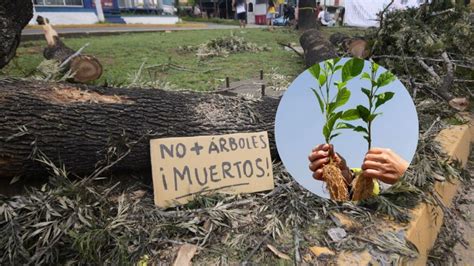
[0,0,33,69]
[0,79,280,179]
[300,29,337,67]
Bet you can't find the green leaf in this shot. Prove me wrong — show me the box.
[334,88,351,109]
[361,88,371,99]
[334,65,343,72]
[323,124,330,141]
[354,126,368,134]
[377,71,396,87]
[333,58,341,65]
[327,111,343,133]
[330,133,341,140]
[310,88,325,114]
[308,64,321,79]
[342,58,365,82]
[356,105,370,122]
[361,72,371,80]
[363,136,370,142]
[372,62,379,73]
[327,102,337,115]
[336,122,355,129]
[341,109,360,121]
[327,60,334,70]
[318,74,327,87]
[375,91,395,109]
[368,113,378,122]
[335,81,347,90]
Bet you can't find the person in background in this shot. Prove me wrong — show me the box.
[267,0,277,27]
[283,4,296,26]
[317,5,336,26]
[314,1,321,19]
[235,0,247,28]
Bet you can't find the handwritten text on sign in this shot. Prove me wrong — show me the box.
[150,131,274,207]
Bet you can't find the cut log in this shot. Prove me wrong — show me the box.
[0,79,280,179]
[297,0,318,30]
[37,16,103,83]
[300,29,337,67]
[0,0,33,69]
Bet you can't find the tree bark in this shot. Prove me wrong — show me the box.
[300,29,337,67]
[297,0,318,30]
[0,0,33,69]
[0,79,280,179]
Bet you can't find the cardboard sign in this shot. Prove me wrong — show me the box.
[150,131,274,207]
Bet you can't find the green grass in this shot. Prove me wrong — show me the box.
[2,27,366,91]
[181,16,240,26]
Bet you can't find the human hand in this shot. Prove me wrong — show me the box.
[362,148,409,184]
[308,144,352,184]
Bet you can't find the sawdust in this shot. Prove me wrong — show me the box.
[194,100,234,125]
[43,85,135,105]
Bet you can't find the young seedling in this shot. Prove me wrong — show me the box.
[341,62,396,201]
[309,57,364,201]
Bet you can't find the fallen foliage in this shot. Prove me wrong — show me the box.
[178,34,271,60]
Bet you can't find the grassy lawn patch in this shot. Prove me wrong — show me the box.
[2,27,366,91]
[181,16,241,26]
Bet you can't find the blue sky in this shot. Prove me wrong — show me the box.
[274,58,419,199]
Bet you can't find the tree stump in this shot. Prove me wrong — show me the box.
[38,16,103,83]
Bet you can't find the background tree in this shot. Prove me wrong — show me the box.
[0,0,33,69]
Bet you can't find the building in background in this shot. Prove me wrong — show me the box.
[30,0,178,25]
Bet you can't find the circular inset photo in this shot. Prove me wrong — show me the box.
[275,58,419,201]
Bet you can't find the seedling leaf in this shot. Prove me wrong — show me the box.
[368,113,378,122]
[335,88,351,109]
[323,124,330,141]
[354,126,368,134]
[341,109,360,121]
[335,81,347,90]
[336,122,355,129]
[361,72,371,80]
[375,91,395,109]
[377,71,396,87]
[342,58,364,82]
[356,105,370,122]
[373,62,379,73]
[318,74,327,87]
[308,64,321,80]
[327,111,343,133]
[311,88,325,114]
[330,133,342,140]
[361,88,371,99]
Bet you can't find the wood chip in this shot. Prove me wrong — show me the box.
[330,212,361,231]
[172,244,198,266]
[309,246,335,257]
[266,244,291,260]
[449,97,469,111]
